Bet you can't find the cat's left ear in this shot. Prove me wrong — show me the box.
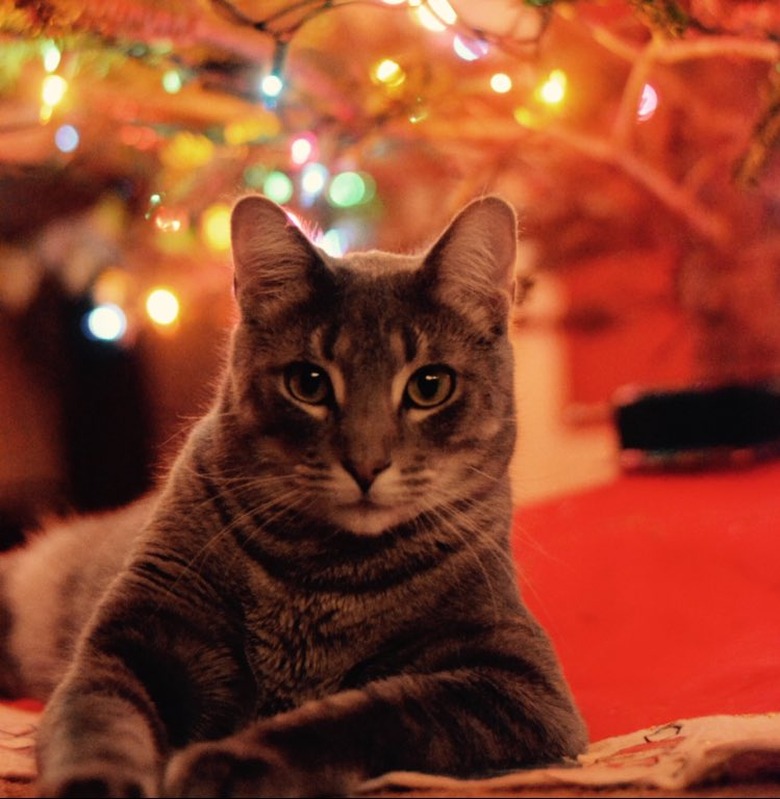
[422,196,517,330]
[230,195,325,321]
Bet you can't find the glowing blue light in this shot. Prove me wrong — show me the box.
[82,304,127,343]
[54,124,79,153]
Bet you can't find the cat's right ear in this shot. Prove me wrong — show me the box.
[231,195,323,320]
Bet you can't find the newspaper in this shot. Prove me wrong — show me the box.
[359,713,780,794]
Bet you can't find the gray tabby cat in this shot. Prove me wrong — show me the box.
[0,195,586,797]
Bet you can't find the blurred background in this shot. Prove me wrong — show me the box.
[1,0,779,547]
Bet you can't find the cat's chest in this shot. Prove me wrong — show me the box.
[242,584,392,713]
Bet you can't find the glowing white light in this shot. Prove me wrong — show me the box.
[300,163,329,196]
[83,304,127,342]
[42,41,61,73]
[260,74,284,98]
[412,3,447,32]
[452,35,489,62]
[41,74,67,106]
[290,135,315,165]
[637,83,658,122]
[490,73,513,94]
[54,124,79,153]
[427,0,457,25]
[145,288,180,326]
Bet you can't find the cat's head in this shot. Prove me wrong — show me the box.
[221,195,517,536]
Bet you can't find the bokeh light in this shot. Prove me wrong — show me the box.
[145,288,180,326]
[328,172,367,207]
[41,74,67,106]
[54,124,79,153]
[83,304,127,343]
[536,69,568,105]
[263,170,294,204]
[260,74,284,98]
[452,35,489,62]
[490,73,513,94]
[637,83,659,122]
[372,59,406,88]
[201,203,232,251]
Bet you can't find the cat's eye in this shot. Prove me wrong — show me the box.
[405,365,456,409]
[284,362,332,406]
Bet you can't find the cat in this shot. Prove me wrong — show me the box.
[0,194,587,797]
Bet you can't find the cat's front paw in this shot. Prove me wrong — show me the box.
[163,738,289,799]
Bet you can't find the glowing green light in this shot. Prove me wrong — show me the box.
[328,172,367,208]
[243,164,267,188]
[263,170,294,204]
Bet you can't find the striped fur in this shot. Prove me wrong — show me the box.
[1,196,586,797]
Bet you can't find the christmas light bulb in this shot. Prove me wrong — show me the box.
[490,73,512,94]
[201,203,232,251]
[412,3,447,32]
[290,134,316,165]
[162,70,183,94]
[372,59,405,87]
[328,172,366,208]
[83,304,127,343]
[261,74,284,98]
[54,124,79,153]
[263,171,294,204]
[427,0,457,26]
[637,83,658,122]
[536,69,568,105]
[41,74,67,106]
[301,163,329,196]
[42,41,61,73]
[452,35,489,61]
[145,288,180,326]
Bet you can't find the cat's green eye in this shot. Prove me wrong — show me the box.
[405,365,456,409]
[285,363,332,406]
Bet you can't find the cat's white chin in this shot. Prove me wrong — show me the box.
[330,503,414,536]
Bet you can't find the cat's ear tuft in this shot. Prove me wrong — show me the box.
[231,195,322,319]
[423,196,517,330]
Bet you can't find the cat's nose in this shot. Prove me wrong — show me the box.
[342,458,391,494]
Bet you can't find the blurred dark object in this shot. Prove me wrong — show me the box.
[614,383,780,471]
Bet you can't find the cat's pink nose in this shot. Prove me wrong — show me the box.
[342,458,391,494]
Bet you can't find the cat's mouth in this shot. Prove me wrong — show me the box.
[330,498,413,536]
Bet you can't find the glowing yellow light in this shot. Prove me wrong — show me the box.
[145,288,180,326]
[490,73,513,94]
[536,69,568,106]
[224,114,281,145]
[201,203,232,252]
[372,59,406,88]
[41,74,67,107]
[161,132,214,170]
[513,107,538,128]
